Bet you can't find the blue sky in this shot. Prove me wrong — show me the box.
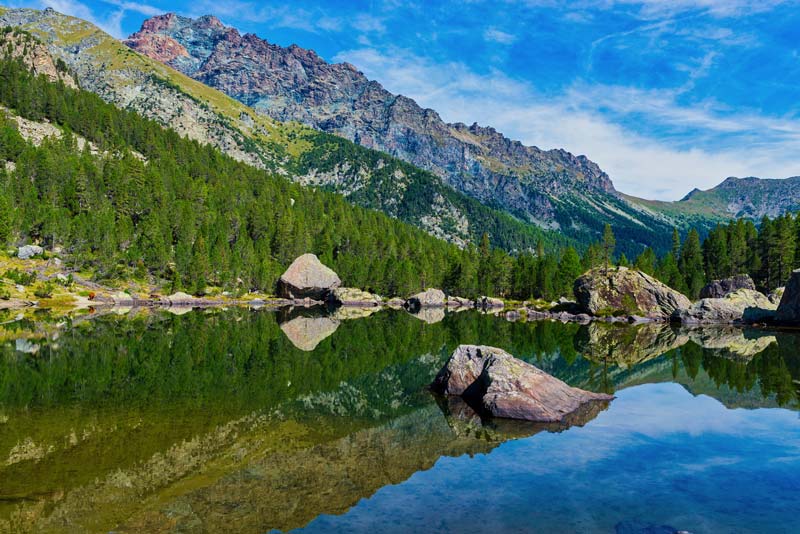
[15,0,800,200]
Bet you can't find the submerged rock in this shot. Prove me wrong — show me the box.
[278,254,341,301]
[574,267,690,319]
[431,345,613,422]
[405,288,445,311]
[673,289,775,325]
[279,316,340,351]
[776,270,800,324]
[699,274,755,299]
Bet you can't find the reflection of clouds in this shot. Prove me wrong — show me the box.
[300,382,800,533]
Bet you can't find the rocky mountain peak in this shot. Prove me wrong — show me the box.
[126,13,622,229]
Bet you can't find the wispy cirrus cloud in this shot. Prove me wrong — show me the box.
[336,46,800,199]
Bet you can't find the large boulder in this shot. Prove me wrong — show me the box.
[17,245,44,260]
[277,254,341,300]
[574,267,691,319]
[673,288,775,325]
[776,269,800,324]
[405,288,445,312]
[699,274,756,299]
[431,345,613,422]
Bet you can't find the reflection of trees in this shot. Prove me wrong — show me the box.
[676,339,799,408]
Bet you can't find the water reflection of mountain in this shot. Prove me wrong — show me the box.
[1,309,799,531]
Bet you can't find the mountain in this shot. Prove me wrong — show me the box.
[123,13,694,254]
[628,176,800,222]
[0,6,568,254]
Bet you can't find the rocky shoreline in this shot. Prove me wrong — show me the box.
[6,251,800,331]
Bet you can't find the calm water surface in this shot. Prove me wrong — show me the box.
[0,307,798,533]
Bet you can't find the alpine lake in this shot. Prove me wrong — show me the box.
[1,304,798,533]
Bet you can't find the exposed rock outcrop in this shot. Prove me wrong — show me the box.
[776,269,800,324]
[574,267,691,319]
[405,288,445,312]
[431,345,613,422]
[277,254,341,301]
[673,289,775,325]
[699,274,755,299]
[17,245,43,260]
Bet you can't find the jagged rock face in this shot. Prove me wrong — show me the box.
[699,274,756,299]
[574,267,691,319]
[125,14,622,227]
[277,253,341,300]
[673,289,775,325]
[0,28,76,87]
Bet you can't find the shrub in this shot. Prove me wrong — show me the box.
[3,268,36,286]
[33,282,54,299]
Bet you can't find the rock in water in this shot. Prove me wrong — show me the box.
[776,269,800,324]
[405,288,445,311]
[278,254,341,300]
[672,288,775,325]
[574,267,691,319]
[431,345,613,422]
[699,274,756,299]
[17,245,44,260]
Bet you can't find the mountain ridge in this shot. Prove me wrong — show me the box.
[0,6,574,253]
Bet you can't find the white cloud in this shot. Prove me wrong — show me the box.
[484,27,517,44]
[335,46,800,200]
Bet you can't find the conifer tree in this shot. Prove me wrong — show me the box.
[602,223,616,271]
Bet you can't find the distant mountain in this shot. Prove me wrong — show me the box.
[626,176,800,225]
[124,13,694,254]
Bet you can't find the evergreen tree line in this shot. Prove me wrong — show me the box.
[624,216,798,299]
[1,56,798,302]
